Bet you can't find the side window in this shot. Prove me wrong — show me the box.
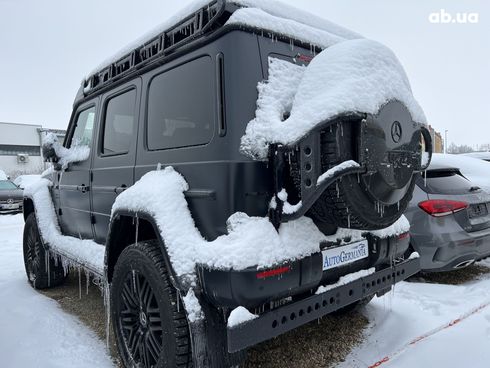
[102,89,136,155]
[69,106,95,148]
[147,56,214,150]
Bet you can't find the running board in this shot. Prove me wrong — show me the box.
[46,243,105,279]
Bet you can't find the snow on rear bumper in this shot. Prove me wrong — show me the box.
[226,256,420,353]
[198,231,410,309]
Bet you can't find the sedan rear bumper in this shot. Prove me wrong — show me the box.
[0,204,23,214]
[412,223,490,272]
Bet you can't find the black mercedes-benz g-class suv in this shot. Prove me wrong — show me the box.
[22,1,431,367]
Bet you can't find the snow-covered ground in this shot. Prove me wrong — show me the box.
[1,213,490,367]
[340,263,490,368]
[0,214,114,368]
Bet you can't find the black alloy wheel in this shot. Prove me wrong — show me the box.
[23,212,66,289]
[111,241,192,368]
[119,270,163,367]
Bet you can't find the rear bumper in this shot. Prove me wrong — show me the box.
[226,256,420,353]
[0,205,23,214]
[411,223,490,272]
[198,233,410,309]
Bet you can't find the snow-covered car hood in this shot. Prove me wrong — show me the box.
[430,154,490,193]
[13,175,42,189]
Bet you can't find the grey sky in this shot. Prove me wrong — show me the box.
[0,0,488,146]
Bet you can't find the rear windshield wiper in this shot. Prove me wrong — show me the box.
[469,186,481,192]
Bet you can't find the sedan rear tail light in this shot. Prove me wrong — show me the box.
[418,199,468,217]
[398,232,410,240]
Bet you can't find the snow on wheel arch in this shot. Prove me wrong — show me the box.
[24,178,105,276]
[112,167,410,279]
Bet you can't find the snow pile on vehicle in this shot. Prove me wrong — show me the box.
[369,215,410,239]
[316,268,375,294]
[227,7,345,49]
[24,179,105,275]
[408,251,420,260]
[317,160,360,186]
[13,174,42,189]
[273,188,302,214]
[43,133,90,169]
[227,306,258,327]
[430,153,490,193]
[112,167,317,277]
[241,40,426,159]
[113,167,410,279]
[182,289,203,323]
[86,0,361,78]
[231,0,361,40]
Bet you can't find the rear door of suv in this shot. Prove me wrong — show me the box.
[90,79,141,244]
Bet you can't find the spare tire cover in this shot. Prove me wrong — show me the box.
[307,100,423,230]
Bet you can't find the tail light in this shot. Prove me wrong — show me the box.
[256,266,291,279]
[398,232,410,240]
[418,199,468,217]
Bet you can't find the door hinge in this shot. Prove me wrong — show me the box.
[90,171,93,182]
[91,214,96,224]
[58,208,63,216]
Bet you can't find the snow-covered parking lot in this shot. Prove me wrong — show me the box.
[341,267,490,368]
[1,213,490,367]
[0,214,114,368]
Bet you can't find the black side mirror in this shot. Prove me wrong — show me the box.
[42,142,60,163]
[42,133,61,164]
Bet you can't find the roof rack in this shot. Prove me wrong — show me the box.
[83,0,227,94]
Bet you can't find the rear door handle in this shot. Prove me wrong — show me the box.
[114,184,127,194]
[76,184,90,193]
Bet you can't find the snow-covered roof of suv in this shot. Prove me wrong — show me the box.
[82,0,426,160]
[83,0,362,93]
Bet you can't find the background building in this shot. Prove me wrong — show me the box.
[0,122,65,178]
[427,125,443,153]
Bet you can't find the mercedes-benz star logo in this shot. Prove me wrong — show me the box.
[7,199,14,204]
[391,121,402,143]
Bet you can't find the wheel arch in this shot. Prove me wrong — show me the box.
[105,210,182,290]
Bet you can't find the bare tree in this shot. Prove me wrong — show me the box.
[447,143,474,154]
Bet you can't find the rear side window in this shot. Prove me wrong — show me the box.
[147,57,214,150]
[419,170,475,194]
[102,89,137,155]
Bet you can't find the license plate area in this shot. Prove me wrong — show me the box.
[322,240,369,271]
[469,203,488,218]
[1,204,19,210]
